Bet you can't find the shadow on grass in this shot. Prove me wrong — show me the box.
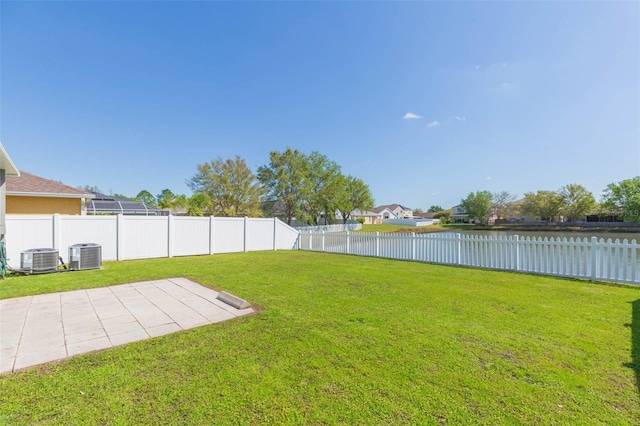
[631,300,640,396]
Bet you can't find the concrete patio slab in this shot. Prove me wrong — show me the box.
[0,278,254,374]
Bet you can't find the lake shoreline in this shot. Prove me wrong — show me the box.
[389,224,640,235]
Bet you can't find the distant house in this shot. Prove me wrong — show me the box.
[454,199,541,224]
[6,171,93,215]
[0,143,20,243]
[452,204,504,224]
[413,212,440,220]
[87,193,168,216]
[502,199,537,223]
[585,214,624,223]
[373,204,413,219]
[451,205,469,223]
[373,207,397,220]
[345,209,383,225]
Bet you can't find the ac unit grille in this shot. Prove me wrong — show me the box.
[69,244,102,270]
[32,252,58,271]
[20,249,59,273]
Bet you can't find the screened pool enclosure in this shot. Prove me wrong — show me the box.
[87,193,169,216]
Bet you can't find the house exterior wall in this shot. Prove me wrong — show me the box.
[7,196,84,215]
[0,170,5,238]
[347,210,383,225]
[451,205,470,223]
[390,206,413,218]
[502,202,539,223]
[335,210,381,225]
[380,208,396,219]
[452,205,466,215]
[358,215,378,225]
[506,212,538,222]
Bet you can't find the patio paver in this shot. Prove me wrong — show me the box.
[0,278,254,374]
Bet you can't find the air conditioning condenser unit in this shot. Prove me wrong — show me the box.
[20,248,59,274]
[69,243,102,270]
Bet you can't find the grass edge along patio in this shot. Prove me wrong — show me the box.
[1,251,639,424]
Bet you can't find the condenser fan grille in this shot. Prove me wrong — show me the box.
[20,249,59,273]
[69,244,102,270]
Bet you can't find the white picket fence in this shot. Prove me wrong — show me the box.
[298,231,640,284]
[295,223,362,233]
[8,215,639,285]
[5,214,300,265]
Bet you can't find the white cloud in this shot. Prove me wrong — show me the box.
[426,120,440,128]
[430,191,440,196]
[402,112,422,120]
[474,65,481,70]
[485,176,492,180]
[454,116,465,121]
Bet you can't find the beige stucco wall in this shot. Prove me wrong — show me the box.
[353,215,380,225]
[7,195,84,215]
[365,216,380,225]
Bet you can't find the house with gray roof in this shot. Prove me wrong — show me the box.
[373,204,413,219]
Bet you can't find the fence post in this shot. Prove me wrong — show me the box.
[52,213,61,253]
[244,216,248,252]
[346,231,350,254]
[514,235,520,271]
[116,214,123,260]
[590,236,597,281]
[411,232,416,260]
[456,233,462,265]
[209,216,215,255]
[273,217,278,251]
[632,240,637,283]
[322,231,325,252]
[167,214,173,258]
[309,232,312,251]
[376,232,380,257]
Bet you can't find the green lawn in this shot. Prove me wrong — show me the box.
[1,251,639,424]
[358,223,448,233]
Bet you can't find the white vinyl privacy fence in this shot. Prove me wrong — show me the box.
[298,231,640,285]
[6,214,299,264]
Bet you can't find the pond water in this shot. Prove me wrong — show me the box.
[440,229,640,243]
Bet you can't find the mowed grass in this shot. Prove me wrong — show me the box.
[358,223,412,233]
[358,224,447,234]
[1,251,639,424]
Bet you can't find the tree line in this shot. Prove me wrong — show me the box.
[95,149,375,225]
[457,177,640,224]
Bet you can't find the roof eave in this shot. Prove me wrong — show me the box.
[0,143,20,176]
[8,191,94,199]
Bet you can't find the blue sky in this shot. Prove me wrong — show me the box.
[1,1,638,210]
